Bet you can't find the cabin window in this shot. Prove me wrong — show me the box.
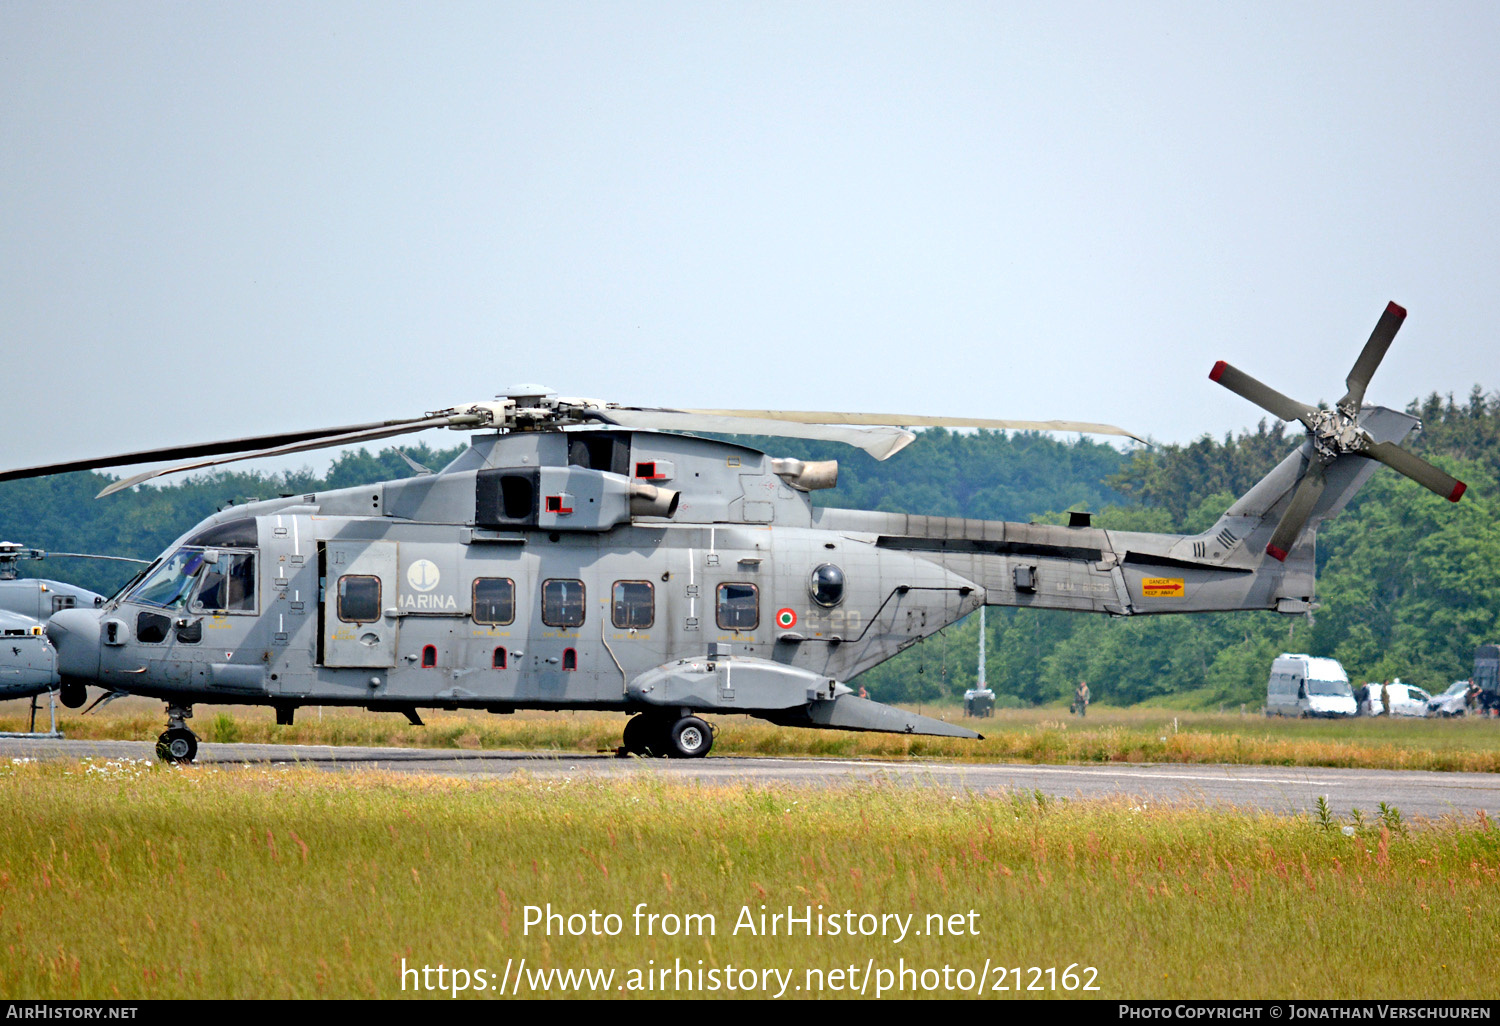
[193,552,257,613]
[611,581,655,629]
[421,645,437,668]
[492,646,507,669]
[472,577,515,625]
[541,579,585,627]
[562,647,577,670]
[337,575,382,623]
[716,582,759,631]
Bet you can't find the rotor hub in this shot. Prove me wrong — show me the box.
[1308,408,1369,462]
[1207,301,1466,562]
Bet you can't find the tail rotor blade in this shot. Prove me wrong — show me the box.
[1363,440,1467,502]
[1340,301,1406,411]
[1208,362,1319,428]
[1265,461,1327,561]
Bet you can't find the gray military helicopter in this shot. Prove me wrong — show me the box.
[0,303,1465,763]
[0,542,148,706]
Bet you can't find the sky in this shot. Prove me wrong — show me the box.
[3,2,1499,481]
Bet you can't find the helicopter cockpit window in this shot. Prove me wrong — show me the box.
[107,560,158,605]
[472,578,516,625]
[130,548,210,609]
[337,575,382,624]
[809,563,845,607]
[612,581,654,629]
[716,583,759,631]
[184,518,259,548]
[541,578,585,628]
[192,552,257,613]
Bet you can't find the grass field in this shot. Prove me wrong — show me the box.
[0,758,1495,1000]
[5,696,1500,773]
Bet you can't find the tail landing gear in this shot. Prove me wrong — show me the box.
[155,705,197,764]
[620,713,714,758]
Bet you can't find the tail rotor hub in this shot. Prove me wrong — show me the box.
[1308,408,1370,462]
[1208,302,1465,561]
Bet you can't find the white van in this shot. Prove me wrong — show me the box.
[1266,654,1357,718]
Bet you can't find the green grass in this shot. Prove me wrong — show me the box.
[6,697,1500,773]
[0,758,1496,999]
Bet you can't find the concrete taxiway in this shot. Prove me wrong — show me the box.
[2,737,1495,821]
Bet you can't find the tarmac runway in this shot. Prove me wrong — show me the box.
[3,736,1497,821]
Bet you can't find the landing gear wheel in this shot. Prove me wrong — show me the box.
[664,716,713,759]
[59,681,87,709]
[621,715,652,755]
[156,727,198,764]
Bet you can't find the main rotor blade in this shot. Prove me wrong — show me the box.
[1340,301,1406,411]
[40,552,152,565]
[594,409,918,460]
[0,417,444,485]
[1363,440,1467,502]
[677,409,1149,445]
[1265,461,1327,561]
[95,414,477,497]
[1208,362,1319,428]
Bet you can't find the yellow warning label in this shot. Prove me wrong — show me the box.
[1141,577,1185,598]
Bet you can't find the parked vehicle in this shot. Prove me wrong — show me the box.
[1267,655,1356,718]
[1355,680,1432,717]
[1428,680,1473,717]
[963,687,995,717]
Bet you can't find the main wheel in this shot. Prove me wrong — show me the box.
[59,681,87,709]
[621,715,652,755]
[664,716,713,759]
[155,728,198,764]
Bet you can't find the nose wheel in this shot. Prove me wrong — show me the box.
[155,704,197,764]
[156,728,198,764]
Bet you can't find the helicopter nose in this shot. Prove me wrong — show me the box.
[46,607,103,681]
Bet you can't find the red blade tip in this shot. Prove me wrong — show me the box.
[1209,360,1228,382]
[1449,481,1466,502]
[1386,301,1407,320]
[1265,543,1288,562]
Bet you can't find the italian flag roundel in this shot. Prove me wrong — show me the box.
[775,608,797,629]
